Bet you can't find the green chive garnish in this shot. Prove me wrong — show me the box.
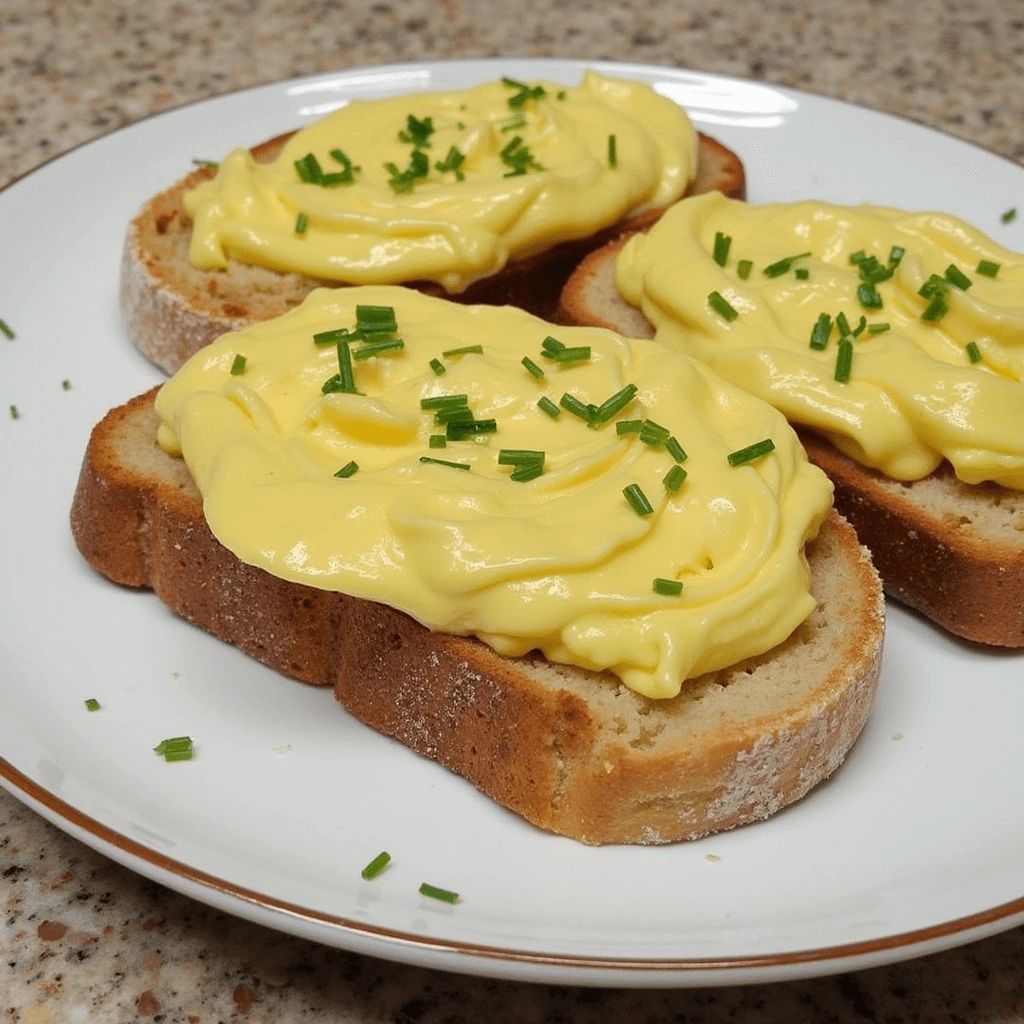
[966,341,983,364]
[541,336,565,354]
[653,578,683,596]
[795,267,810,280]
[616,419,643,435]
[361,851,391,880]
[334,461,359,478]
[607,134,617,168]
[153,736,193,762]
[665,436,687,463]
[1002,208,1017,224]
[61,380,71,391]
[663,464,687,492]
[434,145,466,181]
[314,327,358,346]
[500,134,544,176]
[736,259,753,280]
[356,305,398,334]
[836,311,852,338]
[498,449,545,466]
[9,405,18,420]
[420,394,469,411]
[918,274,950,299]
[543,345,590,363]
[434,406,475,425]
[230,354,246,375]
[521,356,545,379]
[921,292,949,322]
[851,315,867,338]
[0,319,13,340]
[867,322,891,335]
[419,882,459,904]
[537,396,561,419]
[809,312,832,350]
[337,340,356,392]
[944,264,972,290]
[510,462,544,482]
[559,393,594,423]
[353,338,405,360]
[623,483,654,517]
[84,698,101,712]
[713,232,732,267]
[849,250,866,266]
[976,260,1000,278]
[857,282,883,309]
[294,152,323,183]
[727,438,776,467]
[708,291,738,322]
[889,245,905,265]
[763,252,811,278]
[592,384,638,424]
[419,456,471,471]
[429,358,446,376]
[295,212,308,235]
[442,345,483,357]
[429,434,447,448]
[834,339,853,384]
[639,419,670,448]
[192,158,219,168]
[557,90,566,100]
[446,418,497,439]
[397,113,435,148]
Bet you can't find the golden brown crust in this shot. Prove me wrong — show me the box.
[120,132,744,373]
[559,243,1024,647]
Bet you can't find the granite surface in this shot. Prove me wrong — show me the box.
[3,0,1024,1019]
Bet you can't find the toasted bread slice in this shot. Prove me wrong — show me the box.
[120,132,744,374]
[70,388,884,845]
[559,236,1024,647]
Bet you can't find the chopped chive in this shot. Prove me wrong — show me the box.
[537,396,561,419]
[857,282,883,309]
[314,327,359,346]
[727,438,776,467]
[763,252,811,278]
[944,264,973,291]
[665,436,687,463]
[353,338,405,360]
[320,170,356,186]
[607,134,617,169]
[856,256,894,284]
[616,419,643,435]
[361,851,391,880]
[559,393,594,423]
[851,315,867,338]
[521,356,545,379]
[334,460,359,478]
[543,344,591,363]
[557,90,566,100]
[295,212,309,235]
[965,341,983,364]
[663,464,688,492]
[9,405,18,420]
[164,748,194,763]
[921,292,949,322]
[834,339,854,384]
[976,259,1000,278]
[501,112,527,133]
[337,340,356,392]
[419,882,459,904]
[229,354,247,376]
[918,274,950,299]
[153,736,193,761]
[639,419,670,448]
[356,304,398,334]
[592,384,638,424]
[434,145,466,181]
[429,358,446,376]
[84,698,101,712]
[653,577,683,596]
[541,335,566,353]
[500,134,544,176]
[510,462,544,482]
[849,250,867,265]
[397,113,435,148]
[1002,208,1017,224]
[809,312,832,350]
[708,291,738,323]
[442,345,483,357]
[867,322,891,335]
[446,418,497,439]
[294,152,323,183]
[192,158,219,168]
[434,406,475,425]
[712,232,732,267]
[0,319,13,340]
[330,147,354,168]
[498,449,545,465]
[736,259,753,280]
[429,434,447,448]
[420,394,469,410]
[61,379,71,391]
[836,311,852,338]
[795,267,810,280]
[623,483,654,517]
[889,245,905,265]
[419,456,471,471]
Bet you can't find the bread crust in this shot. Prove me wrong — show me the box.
[558,235,1024,647]
[70,389,883,844]
[120,132,744,374]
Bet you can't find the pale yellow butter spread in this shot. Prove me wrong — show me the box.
[616,192,1024,488]
[183,71,696,293]
[155,286,831,699]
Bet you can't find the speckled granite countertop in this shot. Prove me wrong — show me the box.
[3,1,1024,1020]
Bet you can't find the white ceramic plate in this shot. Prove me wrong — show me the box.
[2,58,1023,989]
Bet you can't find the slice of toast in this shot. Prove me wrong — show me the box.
[70,388,884,845]
[120,132,745,374]
[559,236,1024,647]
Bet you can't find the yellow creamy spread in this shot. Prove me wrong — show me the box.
[184,71,696,293]
[155,286,832,699]
[616,192,1024,488]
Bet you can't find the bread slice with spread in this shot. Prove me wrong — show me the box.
[71,288,884,845]
[120,71,745,373]
[560,193,1024,646]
